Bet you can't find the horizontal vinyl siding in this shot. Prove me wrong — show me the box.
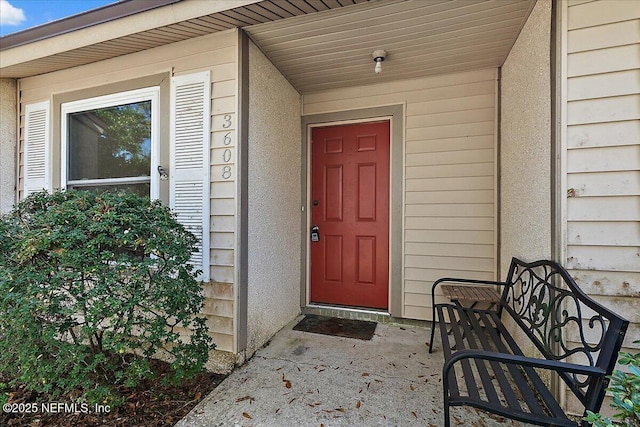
[18,30,238,352]
[304,68,497,321]
[564,0,640,413]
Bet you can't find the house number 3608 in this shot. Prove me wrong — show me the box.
[221,116,233,180]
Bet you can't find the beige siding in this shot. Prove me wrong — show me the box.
[17,30,238,353]
[304,68,498,320]
[564,0,640,412]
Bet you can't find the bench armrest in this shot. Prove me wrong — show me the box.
[431,277,506,298]
[444,349,607,378]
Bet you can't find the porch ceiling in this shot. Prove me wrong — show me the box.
[0,0,369,79]
[244,0,537,94]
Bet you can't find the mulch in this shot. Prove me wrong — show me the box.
[1,359,226,427]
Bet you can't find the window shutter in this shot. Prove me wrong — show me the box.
[170,71,211,281]
[23,101,51,197]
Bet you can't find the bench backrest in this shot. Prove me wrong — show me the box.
[500,257,629,413]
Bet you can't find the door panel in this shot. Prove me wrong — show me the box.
[310,121,390,309]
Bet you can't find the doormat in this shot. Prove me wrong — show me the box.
[293,314,377,340]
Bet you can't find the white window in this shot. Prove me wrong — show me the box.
[61,87,160,198]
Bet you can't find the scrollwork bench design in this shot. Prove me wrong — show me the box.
[429,257,629,427]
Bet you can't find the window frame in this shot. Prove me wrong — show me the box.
[60,86,161,199]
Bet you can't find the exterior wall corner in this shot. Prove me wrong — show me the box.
[500,0,553,277]
[0,78,17,213]
[246,39,302,357]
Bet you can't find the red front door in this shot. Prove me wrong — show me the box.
[310,121,390,310]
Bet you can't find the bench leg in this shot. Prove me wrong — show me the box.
[444,404,451,427]
[443,384,451,427]
[429,316,436,353]
[429,303,437,353]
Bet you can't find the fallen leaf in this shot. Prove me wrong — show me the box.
[410,384,414,391]
[275,408,280,414]
[284,380,292,389]
[362,372,369,377]
[194,391,202,400]
[242,412,252,419]
[355,400,361,409]
[335,407,345,413]
[236,396,255,403]
[412,411,417,418]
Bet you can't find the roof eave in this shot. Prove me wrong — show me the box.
[0,0,182,51]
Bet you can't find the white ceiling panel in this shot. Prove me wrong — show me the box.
[245,0,537,93]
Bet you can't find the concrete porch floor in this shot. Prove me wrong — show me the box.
[176,316,524,427]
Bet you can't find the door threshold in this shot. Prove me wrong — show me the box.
[304,304,391,323]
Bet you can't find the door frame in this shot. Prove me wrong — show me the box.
[301,104,404,317]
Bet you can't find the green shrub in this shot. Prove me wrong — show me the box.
[0,190,215,405]
[585,342,640,427]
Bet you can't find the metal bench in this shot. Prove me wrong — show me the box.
[429,257,629,427]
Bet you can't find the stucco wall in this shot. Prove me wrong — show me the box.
[247,41,302,356]
[0,79,17,213]
[499,0,552,380]
[500,0,552,277]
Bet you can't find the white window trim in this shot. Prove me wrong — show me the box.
[60,86,161,199]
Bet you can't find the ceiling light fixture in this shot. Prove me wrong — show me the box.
[372,49,387,74]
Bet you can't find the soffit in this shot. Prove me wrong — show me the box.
[0,0,368,78]
[245,0,537,94]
